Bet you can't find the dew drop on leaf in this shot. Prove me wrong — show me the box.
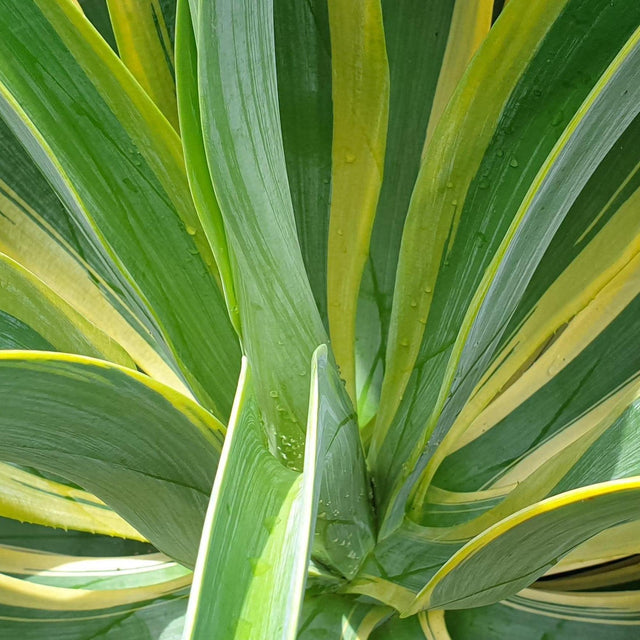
[249,557,271,576]
[263,515,280,533]
[235,618,252,637]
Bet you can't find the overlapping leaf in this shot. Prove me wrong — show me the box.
[0,352,224,566]
[0,0,240,418]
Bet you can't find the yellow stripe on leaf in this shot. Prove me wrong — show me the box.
[372,0,569,456]
[327,0,389,404]
[0,572,190,610]
[106,0,179,129]
[0,463,144,540]
[444,183,640,456]
[0,180,191,395]
[422,0,494,155]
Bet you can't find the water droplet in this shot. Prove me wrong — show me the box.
[424,286,433,294]
[400,339,409,347]
[418,317,427,325]
[336,228,344,236]
[236,619,252,636]
[475,231,488,245]
[496,149,504,158]
[269,390,279,398]
[478,178,490,190]
[451,199,458,206]
[345,152,356,163]
[446,181,454,189]
[249,557,271,576]
[122,177,138,192]
[533,88,542,98]
[186,225,197,236]
[410,299,417,308]
[551,110,564,126]
[509,158,519,168]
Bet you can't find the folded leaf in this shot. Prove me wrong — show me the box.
[0,351,224,566]
[196,0,327,465]
[406,478,640,613]
[183,360,312,639]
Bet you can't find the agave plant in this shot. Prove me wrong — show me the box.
[0,0,639,637]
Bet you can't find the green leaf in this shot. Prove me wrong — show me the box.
[0,311,55,351]
[185,345,375,636]
[183,360,312,639]
[357,0,492,426]
[78,0,118,51]
[106,0,179,128]
[368,612,429,639]
[0,116,189,393]
[418,114,640,524]
[0,252,133,365]
[415,291,640,533]
[0,516,150,556]
[348,391,640,608]
[370,0,640,535]
[310,348,375,579]
[0,351,224,567]
[274,0,333,329]
[1,546,189,591]
[0,506,185,637]
[0,593,187,640]
[444,591,640,639]
[326,0,389,404]
[0,462,143,539]
[0,544,188,640]
[0,0,240,418]
[298,595,391,640]
[196,0,327,465]
[405,478,640,613]
[409,21,640,519]
[174,0,239,333]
